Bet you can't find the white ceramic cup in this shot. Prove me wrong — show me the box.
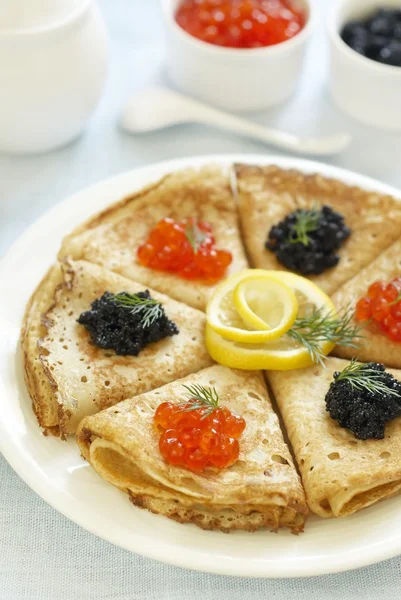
[328,0,401,131]
[0,0,109,154]
[161,0,315,112]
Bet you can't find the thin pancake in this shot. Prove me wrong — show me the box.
[267,358,401,518]
[332,238,401,368]
[58,166,249,311]
[21,264,64,434]
[22,259,213,438]
[77,365,308,533]
[235,164,401,295]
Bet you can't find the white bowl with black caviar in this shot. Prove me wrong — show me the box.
[328,0,401,131]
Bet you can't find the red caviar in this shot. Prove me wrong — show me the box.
[356,277,401,342]
[154,400,246,472]
[175,0,306,49]
[137,217,232,283]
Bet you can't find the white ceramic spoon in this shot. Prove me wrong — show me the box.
[121,87,351,156]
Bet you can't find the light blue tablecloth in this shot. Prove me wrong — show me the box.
[2,1,401,598]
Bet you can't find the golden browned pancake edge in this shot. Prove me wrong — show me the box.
[77,365,308,533]
[332,238,401,368]
[235,163,401,295]
[23,259,213,438]
[58,166,249,311]
[267,358,401,518]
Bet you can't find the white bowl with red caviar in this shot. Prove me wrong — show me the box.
[161,0,316,111]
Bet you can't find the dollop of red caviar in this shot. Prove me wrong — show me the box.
[137,217,232,283]
[175,0,306,49]
[356,277,401,342]
[154,400,246,472]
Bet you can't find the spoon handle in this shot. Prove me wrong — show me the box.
[191,101,351,156]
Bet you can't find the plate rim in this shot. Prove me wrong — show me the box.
[1,153,401,579]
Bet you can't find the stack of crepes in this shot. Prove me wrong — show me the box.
[22,164,401,532]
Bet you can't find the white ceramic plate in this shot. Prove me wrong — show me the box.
[1,154,401,579]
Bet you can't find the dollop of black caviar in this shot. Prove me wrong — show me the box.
[77,291,179,356]
[341,9,401,67]
[265,206,350,275]
[325,363,401,440]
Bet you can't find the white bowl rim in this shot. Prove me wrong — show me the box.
[327,0,401,76]
[0,0,93,39]
[161,0,316,57]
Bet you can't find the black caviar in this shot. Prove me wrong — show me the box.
[325,363,401,440]
[77,291,179,356]
[265,205,350,276]
[341,9,401,67]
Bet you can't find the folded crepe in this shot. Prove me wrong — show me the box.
[235,164,401,295]
[58,166,248,311]
[22,259,213,438]
[332,238,401,368]
[267,358,401,518]
[77,365,308,533]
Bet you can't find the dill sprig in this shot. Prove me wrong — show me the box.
[390,291,401,306]
[180,383,220,418]
[185,219,207,253]
[108,292,163,328]
[335,359,401,398]
[287,305,364,366]
[288,205,321,246]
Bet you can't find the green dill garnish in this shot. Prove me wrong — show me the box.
[108,292,163,328]
[335,359,401,398]
[287,306,364,366]
[185,219,207,253]
[180,383,220,418]
[288,205,321,246]
[389,291,401,306]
